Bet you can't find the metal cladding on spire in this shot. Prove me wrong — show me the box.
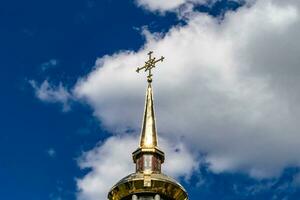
[132,51,165,165]
[139,83,158,148]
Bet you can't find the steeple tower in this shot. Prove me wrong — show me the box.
[139,83,158,148]
[108,52,188,200]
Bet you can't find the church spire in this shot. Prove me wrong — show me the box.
[139,82,157,148]
[108,52,188,200]
[133,51,165,175]
[136,51,164,149]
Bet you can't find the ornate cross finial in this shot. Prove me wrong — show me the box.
[136,51,164,83]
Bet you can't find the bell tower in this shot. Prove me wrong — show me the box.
[108,52,188,200]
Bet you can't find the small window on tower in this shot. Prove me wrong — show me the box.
[143,155,152,171]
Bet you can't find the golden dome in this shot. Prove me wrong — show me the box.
[108,173,188,200]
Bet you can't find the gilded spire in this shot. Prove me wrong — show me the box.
[133,51,165,173]
[136,51,164,148]
[139,83,157,148]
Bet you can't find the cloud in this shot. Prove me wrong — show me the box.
[30,80,72,112]
[47,148,56,158]
[76,135,135,200]
[74,0,300,180]
[76,135,198,200]
[40,59,59,71]
[135,0,187,12]
[135,0,243,13]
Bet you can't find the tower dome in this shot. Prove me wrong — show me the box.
[108,52,188,200]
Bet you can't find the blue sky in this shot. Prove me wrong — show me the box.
[1,0,300,199]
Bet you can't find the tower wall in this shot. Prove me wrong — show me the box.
[135,154,162,173]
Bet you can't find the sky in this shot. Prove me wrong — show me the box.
[1,0,300,199]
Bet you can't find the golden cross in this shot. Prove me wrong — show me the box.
[136,51,164,83]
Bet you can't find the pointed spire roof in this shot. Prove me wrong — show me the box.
[132,51,165,164]
[108,52,189,200]
[139,83,158,148]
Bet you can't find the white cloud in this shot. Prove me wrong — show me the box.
[47,148,56,158]
[76,135,135,200]
[135,0,186,12]
[135,0,243,13]
[76,135,198,200]
[30,80,72,112]
[40,59,59,71]
[74,0,300,180]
